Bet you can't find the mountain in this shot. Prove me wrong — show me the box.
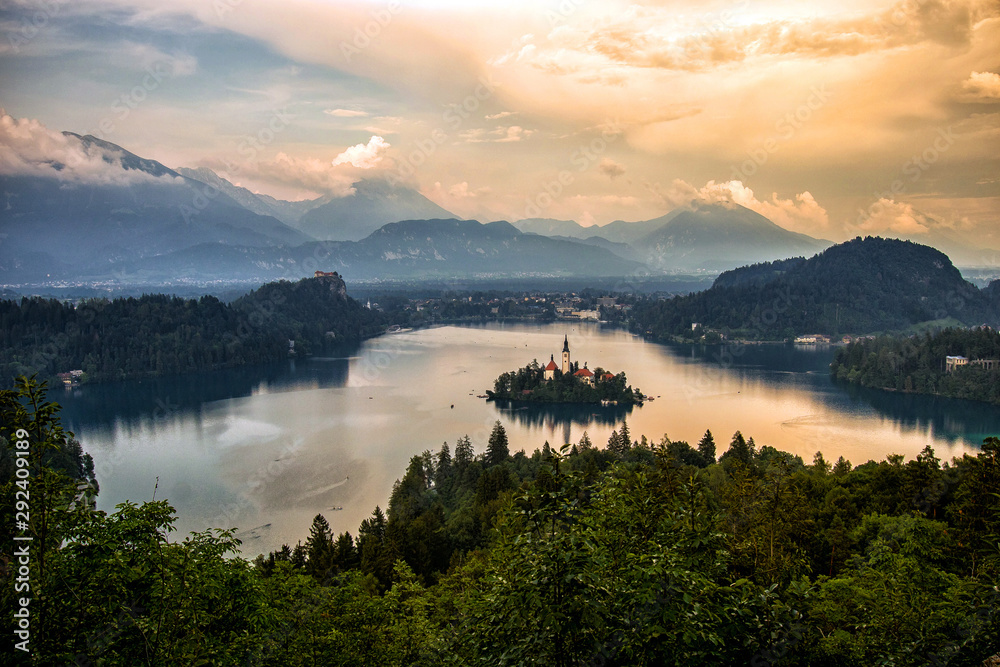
[175,167,323,225]
[634,203,830,271]
[109,219,644,283]
[549,235,642,262]
[629,236,998,339]
[0,134,313,282]
[512,218,597,239]
[293,180,456,242]
[590,215,680,246]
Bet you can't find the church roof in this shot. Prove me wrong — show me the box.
[545,356,558,371]
[574,367,594,377]
[562,335,570,353]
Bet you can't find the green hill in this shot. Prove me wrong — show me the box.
[630,236,997,341]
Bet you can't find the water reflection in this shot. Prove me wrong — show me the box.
[57,349,356,434]
[666,342,998,449]
[837,381,998,446]
[492,399,636,445]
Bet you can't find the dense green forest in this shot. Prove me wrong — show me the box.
[831,327,1000,404]
[486,360,641,404]
[2,376,998,665]
[0,274,388,389]
[629,237,998,342]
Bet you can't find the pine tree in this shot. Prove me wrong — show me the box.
[607,429,621,454]
[725,431,754,467]
[619,420,632,451]
[438,442,452,472]
[812,451,831,475]
[578,431,593,450]
[832,456,852,476]
[305,514,333,576]
[486,421,509,467]
[697,429,717,463]
[454,435,474,469]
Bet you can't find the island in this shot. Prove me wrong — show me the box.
[486,335,642,405]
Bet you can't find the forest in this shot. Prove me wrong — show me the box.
[0,275,388,389]
[2,376,998,665]
[486,360,641,404]
[830,327,1000,404]
[629,237,998,342]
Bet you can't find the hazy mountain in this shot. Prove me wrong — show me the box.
[634,203,830,271]
[175,167,323,225]
[630,236,996,339]
[549,235,642,262]
[590,214,682,245]
[109,218,643,283]
[512,218,597,239]
[293,180,456,241]
[0,134,313,282]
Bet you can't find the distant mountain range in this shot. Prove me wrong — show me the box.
[515,205,831,271]
[3,131,989,288]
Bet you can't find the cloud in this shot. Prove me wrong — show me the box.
[854,198,933,235]
[598,158,625,179]
[485,111,518,120]
[0,110,176,186]
[332,135,390,168]
[209,151,358,198]
[324,108,369,117]
[962,71,1000,101]
[652,179,830,234]
[459,125,534,143]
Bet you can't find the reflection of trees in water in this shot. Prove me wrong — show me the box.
[492,400,635,445]
[836,380,1000,446]
[59,349,356,431]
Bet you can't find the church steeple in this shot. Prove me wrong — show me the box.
[561,335,571,375]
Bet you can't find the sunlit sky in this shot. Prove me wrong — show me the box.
[1,0,998,243]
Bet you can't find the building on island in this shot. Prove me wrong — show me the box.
[542,336,610,388]
[562,335,571,374]
[544,355,559,381]
[574,365,595,386]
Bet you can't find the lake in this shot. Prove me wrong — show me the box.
[55,322,999,556]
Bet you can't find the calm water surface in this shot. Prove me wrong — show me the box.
[55,323,999,555]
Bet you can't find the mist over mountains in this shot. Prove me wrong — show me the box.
[0,131,988,287]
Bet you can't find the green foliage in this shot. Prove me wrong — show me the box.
[0,276,387,388]
[630,237,996,341]
[487,362,640,404]
[6,376,999,665]
[831,327,1000,404]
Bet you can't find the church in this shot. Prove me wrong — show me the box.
[543,335,607,387]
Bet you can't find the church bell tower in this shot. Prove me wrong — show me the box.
[561,335,570,375]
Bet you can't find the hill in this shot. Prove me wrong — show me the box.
[629,236,998,340]
[0,273,385,387]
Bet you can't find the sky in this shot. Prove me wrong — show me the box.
[0,0,998,245]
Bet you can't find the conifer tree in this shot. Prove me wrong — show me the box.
[697,429,717,463]
[486,421,510,467]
